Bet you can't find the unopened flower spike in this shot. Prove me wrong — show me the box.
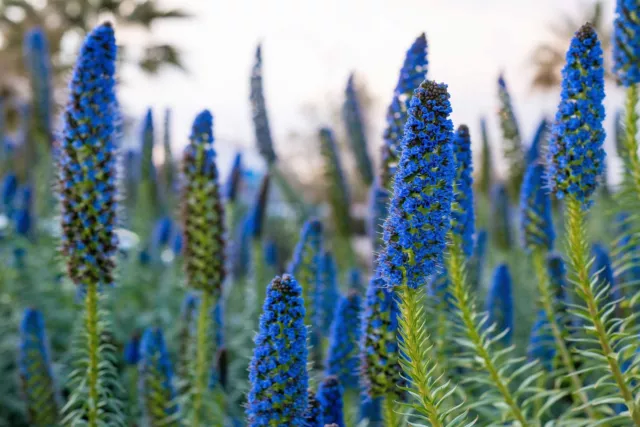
[520,162,554,252]
[250,44,277,164]
[317,376,345,427]
[343,73,374,186]
[320,127,352,240]
[326,290,362,390]
[18,308,60,425]
[248,172,270,239]
[485,264,514,345]
[247,275,308,426]
[379,80,455,289]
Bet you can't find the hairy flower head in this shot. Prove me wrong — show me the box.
[181,110,225,297]
[547,23,606,204]
[58,22,118,290]
[247,275,308,426]
[379,80,455,288]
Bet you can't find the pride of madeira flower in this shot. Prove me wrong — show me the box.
[59,22,118,292]
[547,23,605,205]
[180,110,225,425]
[452,124,475,257]
[247,275,308,426]
[379,80,455,288]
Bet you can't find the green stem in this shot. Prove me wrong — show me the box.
[447,234,529,426]
[623,85,639,185]
[192,291,213,426]
[382,395,398,427]
[565,197,640,426]
[85,281,99,427]
[531,249,595,418]
[397,285,444,427]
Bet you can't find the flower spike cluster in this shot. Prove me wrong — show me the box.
[181,110,225,297]
[247,275,308,426]
[612,0,640,86]
[520,163,555,252]
[547,23,606,204]
[58,22,118,290]
[18,308,60,425]
[379,80,455,288]
[452,124,475,257]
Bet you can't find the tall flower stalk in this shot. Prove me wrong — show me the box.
[520,161,594,415]
[378,80,467,426]
[58,22,121,427]
[548,23,640,424]
[497,74,525,199]
[180,110,225,425]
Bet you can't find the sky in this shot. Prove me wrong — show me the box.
[117,0,623,181]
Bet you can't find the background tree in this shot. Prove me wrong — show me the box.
[530,1,612,90]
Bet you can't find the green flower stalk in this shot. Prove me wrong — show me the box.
[58,22,122,427]
[181,110,225,425]
[549,23,640,424]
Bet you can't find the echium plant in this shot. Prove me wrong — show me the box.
[477,117,493,196]
[451,125,475,257]
[497,74,525,199]
[137,108,161,229]
[250,44,276,165]
[319,127,354,266]
[138,328,180,427]
[23,27,52,146]
[491,183,514,250]
[380,33,428,189]
[548,23,640,424]
[247,173,271,315]
[525,118,549,166]
[343,73,374,186]
[57,22,123,427]
[180,109,225,425]
[18,308,60,426]
[378,80,469,426]
[246,275,308,426]
[288,219,322,330]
